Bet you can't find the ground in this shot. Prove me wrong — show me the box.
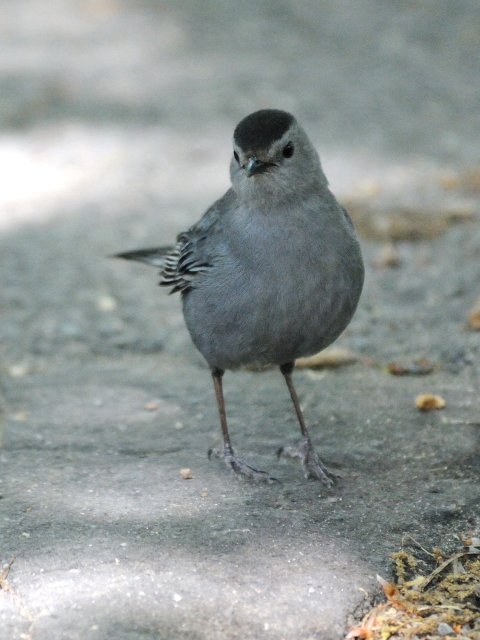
[0,1,479,639]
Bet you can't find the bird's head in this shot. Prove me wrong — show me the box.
[230,109,327,205]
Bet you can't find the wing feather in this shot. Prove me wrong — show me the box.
[115,189,236,294]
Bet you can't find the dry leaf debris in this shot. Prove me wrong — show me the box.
[0,558,15,592]
[468,300,480,331]
[415,395,446,411]
[388,360,435,376]
[346,537,480,640]
[344,202,474,242]
[295,348,358,369]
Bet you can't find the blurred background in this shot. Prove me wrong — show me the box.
[0,0,479,364]
[2,5,480,636]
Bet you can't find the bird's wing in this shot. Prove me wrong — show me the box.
[340,205,355,231]
[115,189,235,294]
[159,232,211,293]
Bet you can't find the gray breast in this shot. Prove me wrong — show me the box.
[182,200,364,370]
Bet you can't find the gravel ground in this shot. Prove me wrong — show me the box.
[1,2,479,639]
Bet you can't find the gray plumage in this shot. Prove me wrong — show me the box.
[116,109,364,485]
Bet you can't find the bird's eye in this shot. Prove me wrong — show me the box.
[233,150,240,163]
[282,142,294,158]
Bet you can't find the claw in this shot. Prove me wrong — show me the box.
[277,440,341,488]
[208,448,281,484]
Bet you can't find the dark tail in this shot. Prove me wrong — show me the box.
[112,247,173,268]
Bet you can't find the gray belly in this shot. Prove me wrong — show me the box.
[182,233,363,370]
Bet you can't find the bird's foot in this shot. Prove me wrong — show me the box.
[208,448,280,484]
[277,438,341,488]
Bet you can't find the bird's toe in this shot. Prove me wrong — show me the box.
[278,440,341,487]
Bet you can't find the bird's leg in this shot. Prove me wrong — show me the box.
[277,362,340,487]
[209,368,278,483]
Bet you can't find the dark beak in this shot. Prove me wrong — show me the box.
[245,156,272,177]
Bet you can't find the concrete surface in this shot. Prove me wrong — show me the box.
[1,1,480,639]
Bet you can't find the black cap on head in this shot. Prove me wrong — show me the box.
[234,109,295,152]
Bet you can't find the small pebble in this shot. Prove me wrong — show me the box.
[180,468,193,479]
[9,364,30,378]
[97,294,117,312]
[467,536,480,548]
[437,622,454,636]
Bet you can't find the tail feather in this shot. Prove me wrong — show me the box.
[113,247,173,268]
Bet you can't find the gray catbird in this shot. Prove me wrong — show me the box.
[116,109,364,485]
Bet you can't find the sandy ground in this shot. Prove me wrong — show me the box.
[0,1,479,638]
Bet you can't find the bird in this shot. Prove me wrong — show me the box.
[115,109,364,486]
